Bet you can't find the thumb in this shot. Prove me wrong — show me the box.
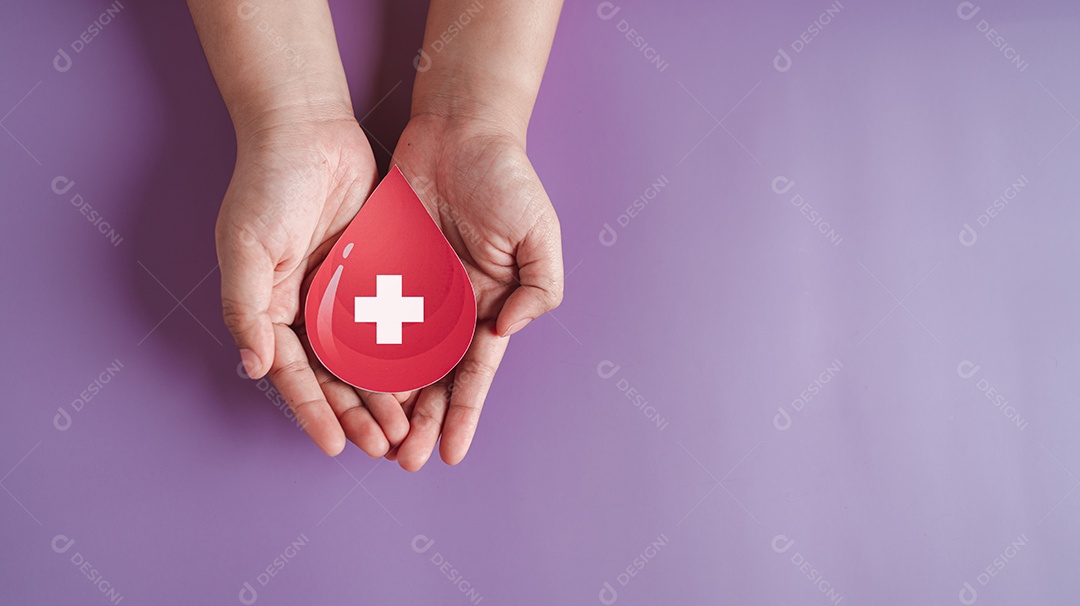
[219,232,276,379]
[496,215,564,337]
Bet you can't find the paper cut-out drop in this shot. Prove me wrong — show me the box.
[305,166,477,393]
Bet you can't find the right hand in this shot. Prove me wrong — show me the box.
[216,112,409,457]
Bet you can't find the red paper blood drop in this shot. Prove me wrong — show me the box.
[305,166,477,393]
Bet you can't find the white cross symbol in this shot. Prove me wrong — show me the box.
[354,275,424,345]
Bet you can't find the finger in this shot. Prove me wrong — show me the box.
[396,381,452,472]
[339,405,390,458]
[303,337,391,458]
[385,392,418,461]
[218,229,276,379]
[496,213,564,337]
[355,390,410,448]
[395,391,419,419]
[310,364,390,458]
[440,321,509,466]
[267,324,347,456]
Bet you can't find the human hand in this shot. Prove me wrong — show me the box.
[217,113,410,457]
[187,0,410,456]
[385,112,564,471]
[187,0,563,465]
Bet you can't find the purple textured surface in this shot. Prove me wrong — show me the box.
[2,0,1079,604]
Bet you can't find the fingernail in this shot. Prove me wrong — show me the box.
[239,349,261,379]
[504,318,533,337]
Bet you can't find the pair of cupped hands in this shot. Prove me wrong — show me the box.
[219,104,563,471]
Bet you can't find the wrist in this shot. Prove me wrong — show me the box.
[410,71,536,144]
[230,92,355,144]
[230,105,373,180]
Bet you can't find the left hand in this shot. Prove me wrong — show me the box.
[384,113,564,471]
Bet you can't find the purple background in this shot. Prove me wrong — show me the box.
[2,0,1079,604]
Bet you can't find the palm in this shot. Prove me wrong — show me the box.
[387,115,564,470]
[217,119,409,456]
[227,123,372,320]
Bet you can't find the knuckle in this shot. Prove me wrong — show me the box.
[289,397,325,418]
[455,359,496,385]
[529,284,562,315]
[446,403,479,429]
[411,406,442,433]
[544,283,564,311]
[220,299,254,334]
[270,358,308,383]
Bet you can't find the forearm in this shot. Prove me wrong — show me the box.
[186,0,353,137]
[412,0,563,140]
